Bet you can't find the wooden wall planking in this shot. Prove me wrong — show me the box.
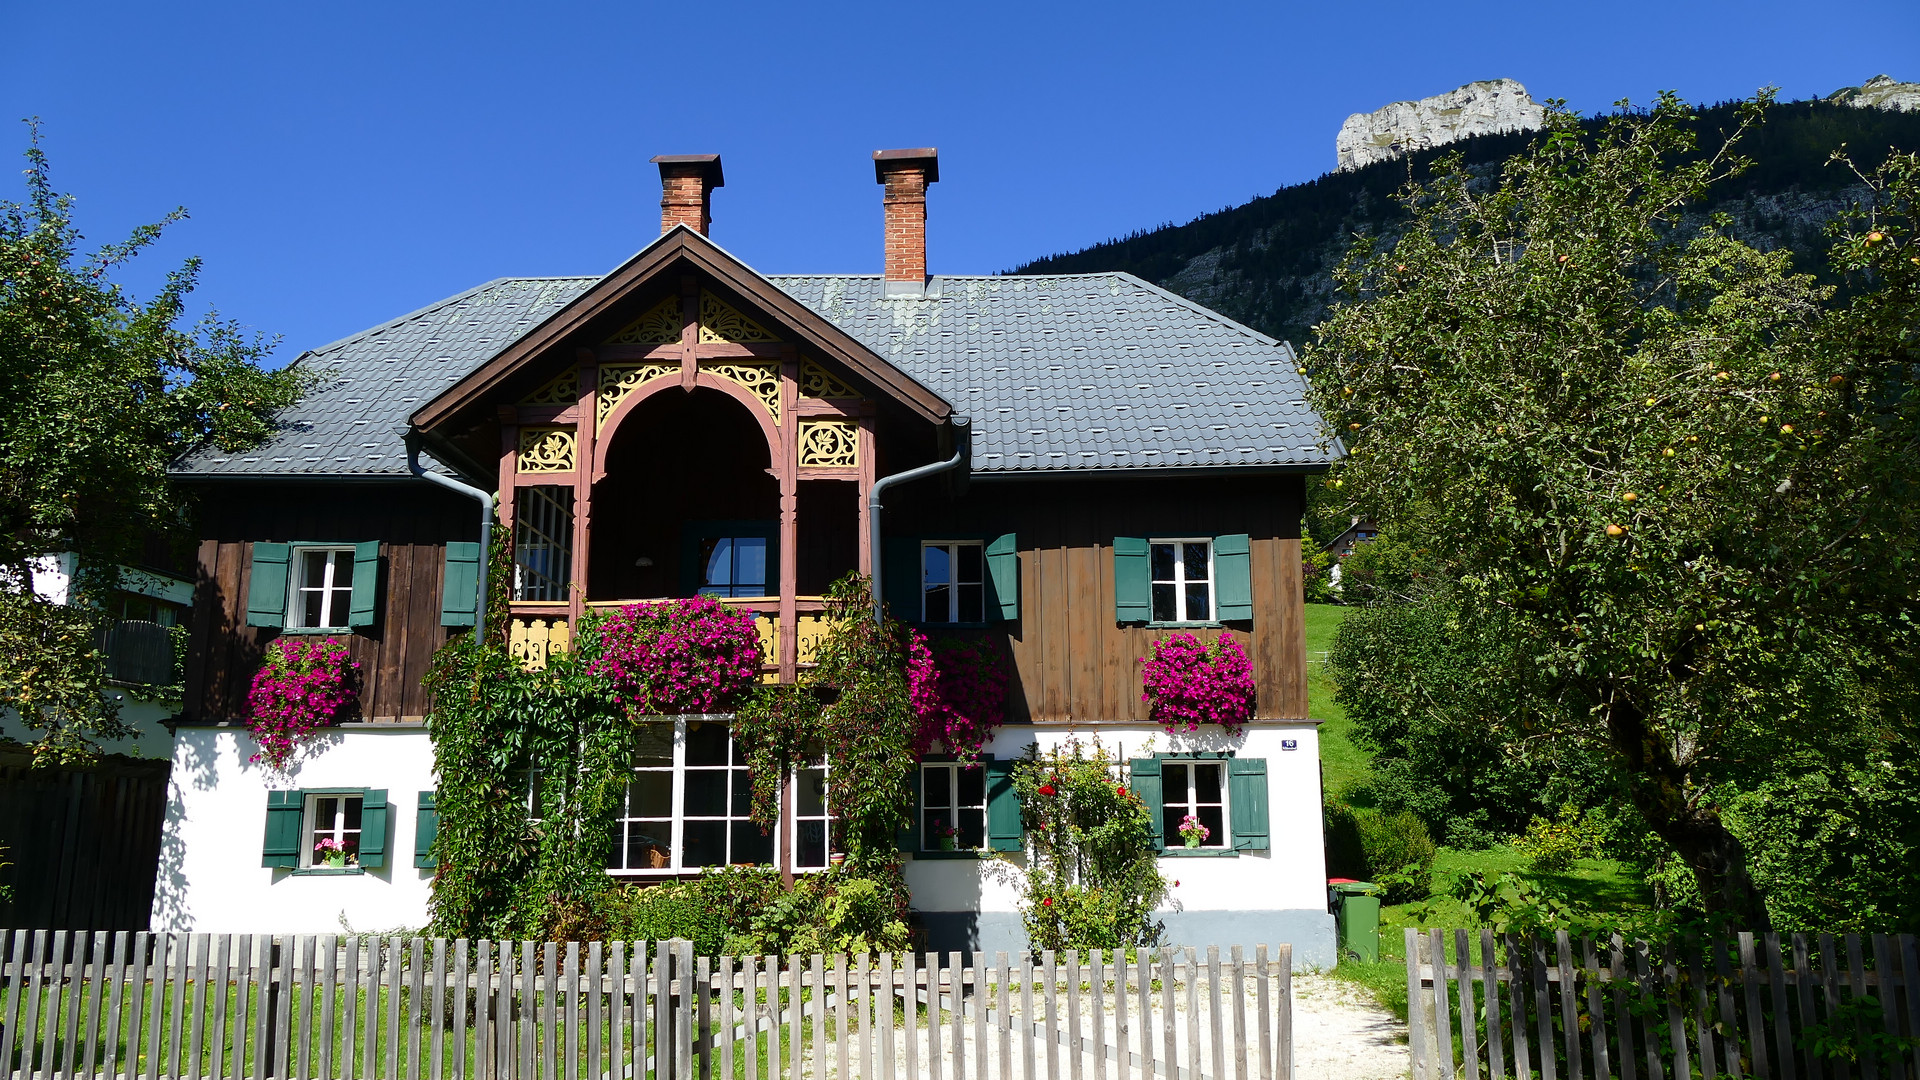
[0,750,170,930]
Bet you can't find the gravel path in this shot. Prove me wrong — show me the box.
[1289,975,1410,1080]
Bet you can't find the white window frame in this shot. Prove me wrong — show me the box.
[287,545,357,630]
[301,791,364,868]
[1160,758,1229,849]
[1149,537,1215,624]
[919,761,989,852]
[607,717,784,877]
[921,541,986,624]
[791,747,843,873]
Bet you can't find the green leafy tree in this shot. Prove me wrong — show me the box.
[0,125,308,762]
[1305,91,1920,923]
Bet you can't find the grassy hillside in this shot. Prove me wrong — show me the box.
[1016,100,1920,350]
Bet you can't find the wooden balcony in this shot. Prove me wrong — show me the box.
[506,596,831,681]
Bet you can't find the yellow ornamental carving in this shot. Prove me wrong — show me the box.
[709,361,782,424]
[517,426,577,473]
[520,370,578,406]
[606,295,683,345]
[798,419,859,468]
[509,616,570,670]
[698,291,779,343]
[800,359,858,399]
[597,362,679,428]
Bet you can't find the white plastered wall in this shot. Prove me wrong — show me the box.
[154,726,437,934]
[903,722,1328,917]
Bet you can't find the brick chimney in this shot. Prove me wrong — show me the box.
[873,148,939,296]
[651,154,724,235]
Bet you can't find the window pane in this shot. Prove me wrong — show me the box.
[798,820,826,869]
[797,767,827,816]
[1196,763,1223,803]
[629,774,671,818]
[633,723,673,767]
[683,770,727,816]
[957,544,983,584]
[730,769,753,816]
[314,796,338,829]
[923,809,950,847]
[1181,543,1207,582]
[1151,584,1177,623]
[924,584,952,623]
[924,765,952,810]
[683,821,727,867]
[958,808,986,850]
[732,821,773,865]
[628,823,670,869]
[1163,763,1190,805]
[957,765,985,809]
[330,585,353,623]
[1199,805,1226,846]
[342,797,362,831]
[734,538,767,593]
[958,584,984,624]
[1150,544,1175,582]
[334,551,355,586]
[1163,806,1185,842]
[303,592,326,628]
[302,552,330,588]
[704,538,734,587]
[686,721,729,766]
[1185,583,1210,622]
[923,545,951,586]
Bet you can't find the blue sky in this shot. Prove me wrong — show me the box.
[4,1,1916,362]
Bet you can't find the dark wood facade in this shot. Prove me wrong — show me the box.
[182,483,476,724]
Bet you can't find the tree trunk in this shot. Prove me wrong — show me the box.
[1602,695,1771,927]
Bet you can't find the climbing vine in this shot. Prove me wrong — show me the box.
[1014,737,1169,951]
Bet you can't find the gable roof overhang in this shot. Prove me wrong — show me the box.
[409,225,952,434]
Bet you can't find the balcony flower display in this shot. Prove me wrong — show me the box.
[247,636,361,770]
[590,596,764,714]
[1139,632,1255,735]
[906,633,1008,759]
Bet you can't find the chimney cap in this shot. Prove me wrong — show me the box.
[650,153,725,188]
[873,148,939,184]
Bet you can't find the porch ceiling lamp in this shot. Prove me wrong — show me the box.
[400,424,495,642]
[868,415,971,623]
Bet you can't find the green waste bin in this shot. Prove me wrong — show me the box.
[1329,880,1381,964]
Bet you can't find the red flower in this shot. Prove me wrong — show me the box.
[1173,880,1181,888]
[1041,897,1054,907]
[1116,785,1129,798]
[1037,784,1057,797]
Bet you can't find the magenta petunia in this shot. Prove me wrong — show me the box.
[247,637,361,769]
[1138,632,1254,735]
[588,596,763,715]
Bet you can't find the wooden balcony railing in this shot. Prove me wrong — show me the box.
[506,597,831,680]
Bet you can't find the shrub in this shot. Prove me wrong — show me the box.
[604,883,727,956]
[907,634,1008,759]
[1139,633,1255,735]
[1513,803,1606,874]
[1356,809,1437,904]
[1322,801,1369,880]
[247,636,360,770]
[589,596,763,714]
[1017,738,1169,951]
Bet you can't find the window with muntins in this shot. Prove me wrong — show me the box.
[513,486,574,602]
[793,746,843,870]
[289,547,357,629]
[304,793,363,867]
[920,762,988,851]
[922,542,985,623]
[1160,760,1227,848]
[606,719,776,874]
[1150,539,1213,623]
[698,537,769,598]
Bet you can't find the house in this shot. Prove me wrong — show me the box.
[1326,517,1381,561]
[156,150,1341,964]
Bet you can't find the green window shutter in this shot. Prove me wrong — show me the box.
[896,767,920,854]
[413,791,439,869]
[883,537,921,623]
[986,758,1022,852]
[1129,758,1165,852]
[359,788,390,868]
[245,543,292,628]
[440,542,482,627]
[1229,757,1269,851]
[262,789,304,868]
[984,534,1020,622]
[349,540,381,628]
[1113,537,1150,624]
[1214,534,1253,622]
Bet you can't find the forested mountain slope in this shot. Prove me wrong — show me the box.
[1014,100,1920,348]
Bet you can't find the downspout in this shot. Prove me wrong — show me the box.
[869,415,971,622]
[400,425,494,643]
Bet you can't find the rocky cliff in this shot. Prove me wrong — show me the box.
[1335,79,1546,171]
[1829,74,1920,112]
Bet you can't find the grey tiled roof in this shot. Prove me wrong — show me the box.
[769,274,1335,474]
[173,277,598,478]
[173,270,1336,480]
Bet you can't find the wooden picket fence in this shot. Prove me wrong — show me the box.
[1406,927,1920,1080]
[0,930,1293,1080]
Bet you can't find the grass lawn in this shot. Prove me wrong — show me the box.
[1303,602,1653,1015]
